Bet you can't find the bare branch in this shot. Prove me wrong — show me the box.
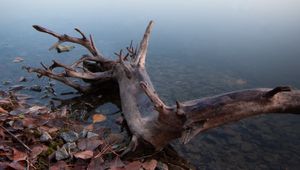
[65,69,113,80]
[23,66,90,93]
[178,87,300,144]
[134,21,154,67]
[75,28,87,39]
[0,125,32,152]
[140,81,169,113]
[32,25,108,62]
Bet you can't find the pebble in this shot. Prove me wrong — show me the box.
[9,85,25,91]
[13,57,24,63]
[40,132,52,142]
[18,76,27,82]
[60,131,79,142]
[2,81,11,85]
[79,129,88,138]
[55,146,69,160]
[63,142,77,152]
[87,132,99,138]
[30,85,42,92]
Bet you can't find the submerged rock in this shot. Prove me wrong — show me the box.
[30,85,42,92]
[13,57,24,63]
[9,85,25,91]
[2,81,11,85]
[18,76,27,82]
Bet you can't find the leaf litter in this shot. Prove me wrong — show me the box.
[0,88,194,170]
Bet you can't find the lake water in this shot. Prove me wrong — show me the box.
[1,0,300,169]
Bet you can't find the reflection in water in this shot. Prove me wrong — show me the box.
[1,0,300,168]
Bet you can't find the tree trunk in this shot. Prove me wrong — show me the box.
[25,21,300,152]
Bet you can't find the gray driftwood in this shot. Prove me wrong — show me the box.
[25,21,300,151]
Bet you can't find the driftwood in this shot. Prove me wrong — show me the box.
[25,21,300,152]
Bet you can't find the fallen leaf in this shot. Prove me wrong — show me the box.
[48,127,59,133]
[12,148,27,161]
[110,157,125,169]
[50,161,69,170]
[78,138,103,151]
[13,57,24,63]
[27,105,48,114]
[0,162,9,169]
[92,114,106,123]
[124,161,142,170]
[74,150,93,160]
[87,157,105,170]
[9,161,25,170]
[30,144,48,160]
[22,117,36,128]
[142,159,157,170]
[105,133,124,145]
[85,124,94,131]
[0,107,8,113]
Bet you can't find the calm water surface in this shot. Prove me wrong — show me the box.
[1,0,300,169]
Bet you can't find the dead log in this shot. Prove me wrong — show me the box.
[26,21,300,152]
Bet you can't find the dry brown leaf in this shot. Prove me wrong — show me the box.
[0,162,9,169]
[8,161,25,170]
[74,150,93,159]
[50,161,70,170]
[124,161,142,170]
[92,114,106,123]
[110,157,125,169]
[0,107,8,113]
[22,117,36,128]
[77,138,103,151]
[87,157,105,170]
[85,124,94,131]
[30,144,48,160]
[12,148,27,161]
[142,159,157,170]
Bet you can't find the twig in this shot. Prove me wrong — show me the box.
[0,125,32,152]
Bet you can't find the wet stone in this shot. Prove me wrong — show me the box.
[18,76,27,82]
[2,81,11,85]
[79,129,88,138]
[63,142,77,152]
[9,85,25,91]
[60,131,79,142]
[30,85,42,92]
[40,132,52,142]
[55,146,69,160]
[87,132,99,139]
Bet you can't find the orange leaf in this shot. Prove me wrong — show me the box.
[92,114,106,123]
[125,161,142,170]
[0,107,8,113]
[12,148,27,161]
[142,159,157,170]
[74,150,93,160]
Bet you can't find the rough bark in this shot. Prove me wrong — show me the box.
[26,21,300,151]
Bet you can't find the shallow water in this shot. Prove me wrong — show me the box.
[1,0,300,169]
